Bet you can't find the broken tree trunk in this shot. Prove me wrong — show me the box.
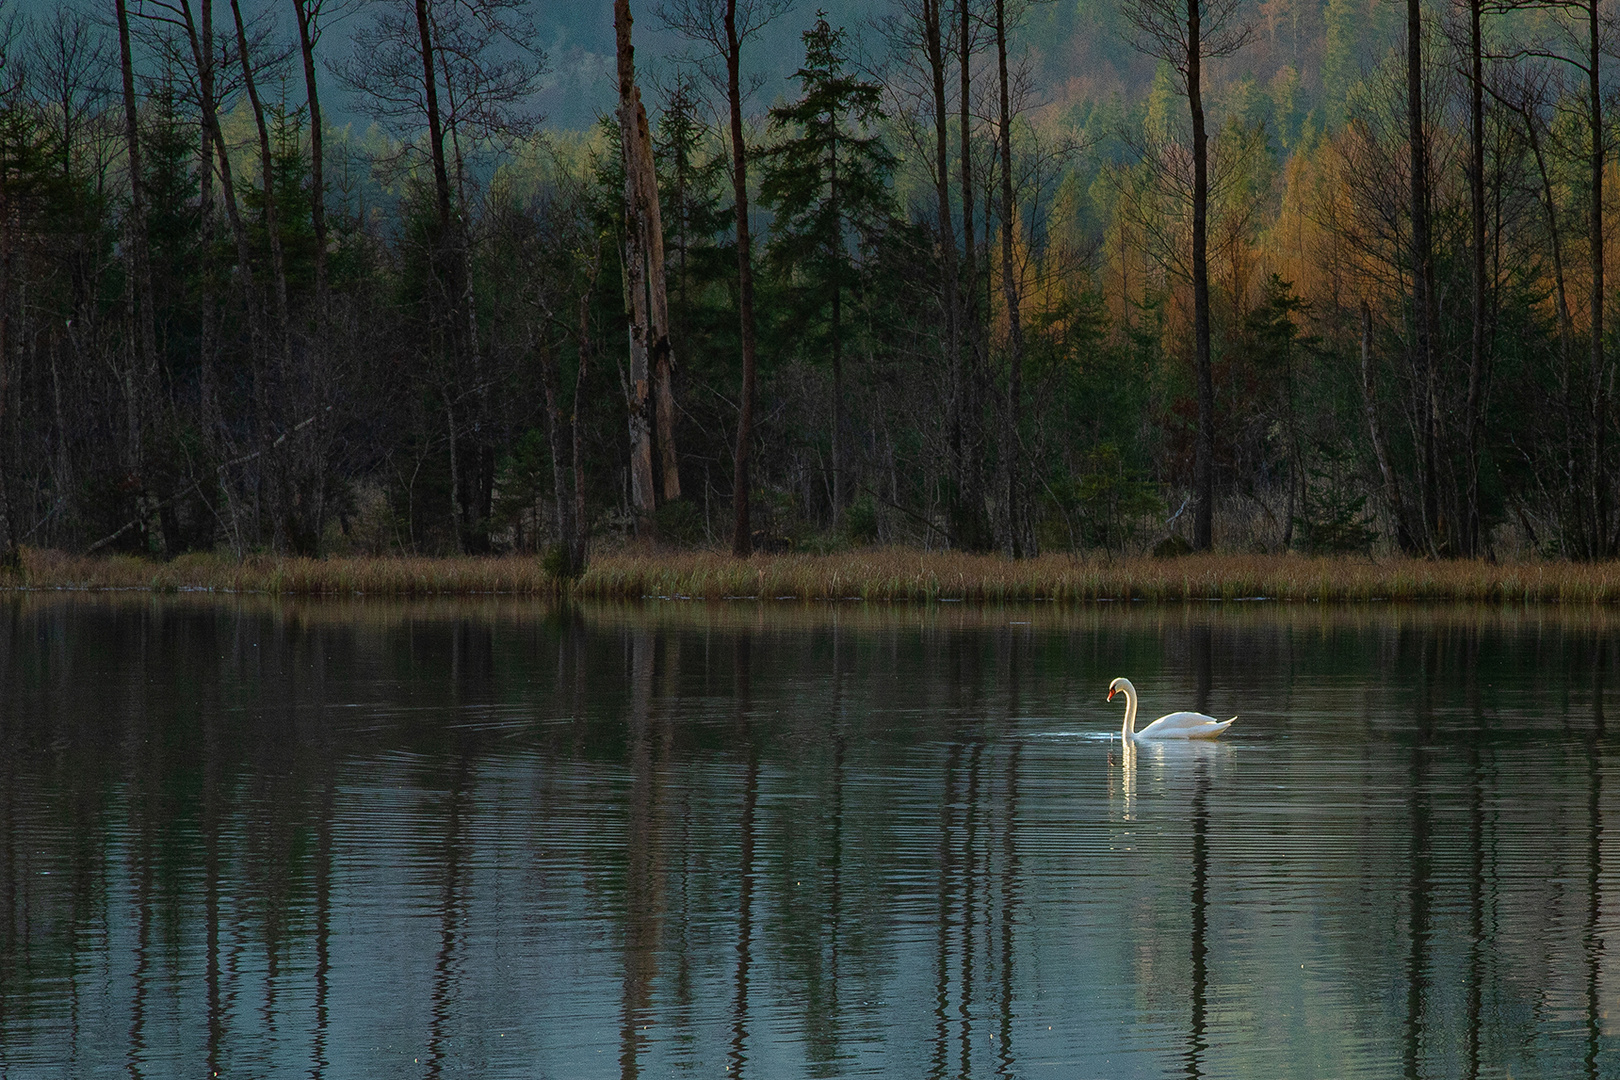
[615,0,680,541]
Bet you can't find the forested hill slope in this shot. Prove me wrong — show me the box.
[2,0,1386,135]
[1026,0,1395,128]
[561,0,1382,141]
[529,0,1393,142]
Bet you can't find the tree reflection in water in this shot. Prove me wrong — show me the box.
[0,596,1612,1078]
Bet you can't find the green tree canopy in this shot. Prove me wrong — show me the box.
[760,11,897,353]
[759,11,899,522]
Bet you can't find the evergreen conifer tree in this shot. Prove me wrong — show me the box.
[760,11,897,527]
[654,75,732,350]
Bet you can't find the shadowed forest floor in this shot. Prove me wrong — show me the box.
[10,548,1620,602]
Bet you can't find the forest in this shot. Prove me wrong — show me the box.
[0,0,1613,568]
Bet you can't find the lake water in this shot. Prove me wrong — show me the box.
[0,596,1614,1079]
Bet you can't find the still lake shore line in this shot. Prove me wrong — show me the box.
[9,547,1620,603]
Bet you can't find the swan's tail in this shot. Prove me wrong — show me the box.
[1189,717,1235,740]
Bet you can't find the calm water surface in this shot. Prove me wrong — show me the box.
[0,596,1615,1078]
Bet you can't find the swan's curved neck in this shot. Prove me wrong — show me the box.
[1119,683,1138,739]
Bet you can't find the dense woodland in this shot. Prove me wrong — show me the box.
[0,0,1617,566]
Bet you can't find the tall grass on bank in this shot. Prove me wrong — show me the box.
[10,547,1620,602]
[12,549,555,595]
[582,550,1620,602]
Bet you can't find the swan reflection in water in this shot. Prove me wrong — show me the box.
[1109,738,1138,816]
[1107,728,1220,1079]
[1110,731,1232,821]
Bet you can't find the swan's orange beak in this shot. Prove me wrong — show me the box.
[1107,687,1116,701]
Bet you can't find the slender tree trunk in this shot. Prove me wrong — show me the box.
[116,0,157,374]
[727,0,760,557]
[194,90,240,556]
[446,119,494,553]
[1526,118,1575,374]
[1518,101,1578,541]
[231,0,299,552]
[292,0,328,326]
[831,245,844,527]
[1189,0,1215,551]
[445,395,463,555]
[956,0,990,551]
[414,0,453,235]
[181,0,256,308]
[574,283,593,572]
[50,327,71,541]
[0,173,14,568]
[1406,0,1437,552]
[1588,0,1607,555]
[181,0,264,555]
[617,37,657,537]
[995,0,1025,557]
[116,0,160,549]
[1465,0,1486,555]
[412,0,474,551]
[924,0,963,548]
[829,127,845,527]
[231,0,289,366]
[1362,300,1417,551]
[539,338,575,569]
[293,0,333,552]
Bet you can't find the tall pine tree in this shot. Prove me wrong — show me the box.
[761,12,897,528]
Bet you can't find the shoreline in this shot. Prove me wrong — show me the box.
[6,547,1620,603]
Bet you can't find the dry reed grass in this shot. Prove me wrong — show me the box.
[8,546,1620,603]
[11,549,555,595]
[581,550,1620,602]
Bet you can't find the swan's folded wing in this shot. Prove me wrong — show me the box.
[1139,711,1236,739]
[1148,710,1222,730]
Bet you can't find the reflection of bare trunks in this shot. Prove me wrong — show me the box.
[1185,764,1210,1079]
[621,629,661,1080]
[729,631,757,1076]
[1583,667,1603,1080]
[426,751,472,1080]
[311,777,335,1077]
[1465,647,1485,1080]
[997,635,1022,1074]
[203,722,224,1076]
[930,738,963,1080]
[1401,718,1431,1080]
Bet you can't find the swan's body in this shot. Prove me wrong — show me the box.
[1108,677,1234,741]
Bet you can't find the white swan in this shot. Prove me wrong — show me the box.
[1108,677,1235,741]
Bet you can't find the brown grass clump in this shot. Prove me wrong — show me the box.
[8,546,1620,603]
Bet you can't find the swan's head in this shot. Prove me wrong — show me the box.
[1107,677,1134,701]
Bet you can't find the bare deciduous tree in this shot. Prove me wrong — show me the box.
[1122,0,1249,550]
[658,0,790,555]
[339,0,545,552]
[1487,0,1618,556]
